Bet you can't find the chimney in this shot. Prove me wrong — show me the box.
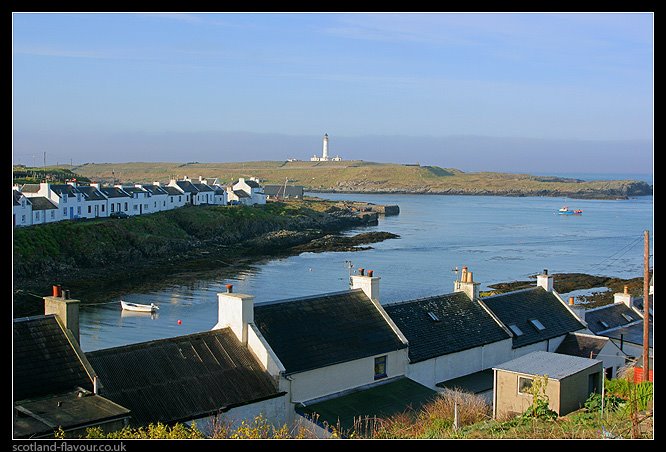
[44,286,80,344]
[568,296,586,322]
[454,266,480,300]
[153,181,161,187]
[351,267,380,302]
[90,182,101,189]
[613,285,633,308]
[213,284,255,345]
[536,269,554,292]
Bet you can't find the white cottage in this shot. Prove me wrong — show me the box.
[232,178,266,205]
[13,190,33,227]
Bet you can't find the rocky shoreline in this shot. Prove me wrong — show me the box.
[12,202,398,317]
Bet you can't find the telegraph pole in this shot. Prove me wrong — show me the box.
[643,230,650,381]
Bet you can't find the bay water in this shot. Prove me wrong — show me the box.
[79,190,653,352]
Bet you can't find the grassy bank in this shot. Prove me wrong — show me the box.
[66,161,652,199]
[12,200,376,317]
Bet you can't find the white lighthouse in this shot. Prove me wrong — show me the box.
[310,133,342,161]
[322,133,329,160]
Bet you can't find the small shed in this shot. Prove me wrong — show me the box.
[493,351,603,418]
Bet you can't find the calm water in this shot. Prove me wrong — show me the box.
[80,192,653,352]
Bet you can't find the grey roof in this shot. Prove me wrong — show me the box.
[233,190,250,198]
[384,292,510,363]
[14,315,93,401]
[13,190,24,206]
[264,185,304,197]
[214,187,227,195]
[49,184,79,197]
[27,196,58,211]
[20,184,41,193]
[175,180,199,193]
[85,328,283,426]
[121,186,147,195]
[602,320,653,348]
[436,369,494,394]
[493,351,601,380]
[77,186,107,201]
[14,390,130,438]
[99,187,131,198]
[235,179,260,188]
[555,332,610,359]
[163,186,184,195]
[254,289,407,375]
[297,377,436,434]
[142,185,169,196]
[191,182,214,192]
[482,287,585,348]
[585,303,641,334]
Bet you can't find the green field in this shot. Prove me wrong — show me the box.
[62,160,651,199]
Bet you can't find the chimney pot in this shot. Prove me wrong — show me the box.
[367,270,374,277]
[544,269,548,275]
[358,268,365,276]
[467,271,473,283]
[63,290,70,300]
[624,285,628,294]
[52,285,60,297]
[226,284,233,293]
[569,297,575,306]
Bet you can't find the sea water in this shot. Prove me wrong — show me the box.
[79,191,653,351]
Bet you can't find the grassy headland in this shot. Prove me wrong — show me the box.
[68,160,652,199]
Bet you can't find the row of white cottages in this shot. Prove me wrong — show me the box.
[15,267,644,438]
[12,176,266,227]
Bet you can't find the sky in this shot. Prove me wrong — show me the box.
[12,12,653,174]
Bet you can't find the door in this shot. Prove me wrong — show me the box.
[69,207,74,219]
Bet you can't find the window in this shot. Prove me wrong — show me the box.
[621,313,634,322]
[529,319,546,331]
[63,208,67,215]
[111,204,115,212]
[124,202,128,211]
[88,206,92,214]
[170,196,174,202]
[599,320,609,329]
[50,211,55,219]
[134,205,138,211]
[163,201,166,206]
[62,196,67,203]
[101,205,105,212]
[35,212,39,220]
[427,311,440,322]
[21,215,26,223]
[374,356,387,380]
[154,202,157,208]
[508,324,524,336]
[179,196,182,202]
[144,203,148,209]
[77,207,81,215]
[518,376,533,395]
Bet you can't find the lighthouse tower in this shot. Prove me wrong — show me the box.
[322,133,329,161]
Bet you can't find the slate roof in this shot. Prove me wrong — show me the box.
[384,292,510,363]
[14,390,130,438]
[99,187,131,198]
[436,369,494,394]
[163,186,184,196]
[20,184,41,193]
[264,185,304,197]
[555,332,610,359]
[77,186,107,201]
[493,351,601,380]
[13,190,25,206]
[49,184,79,198]
[85,328,283,426]
[482,287,585,348]
[122,186,148,195]
[632,296,653,318]
[192,182,214,192]
[235,179,260,188]
[175,180,199,193]
[233,190,250,198]
[585,303,641,334]
[24,197,58,211]
[141,185,168,196]
[602,321,653,348]
[14,315,93,401]
[254,289,407,375]
[297,377,437,434]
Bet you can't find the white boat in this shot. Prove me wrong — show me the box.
[121,300,159,313]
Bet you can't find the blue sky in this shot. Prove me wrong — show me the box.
[12,13,653,174]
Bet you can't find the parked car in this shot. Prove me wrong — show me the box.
[110,211,129,218]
